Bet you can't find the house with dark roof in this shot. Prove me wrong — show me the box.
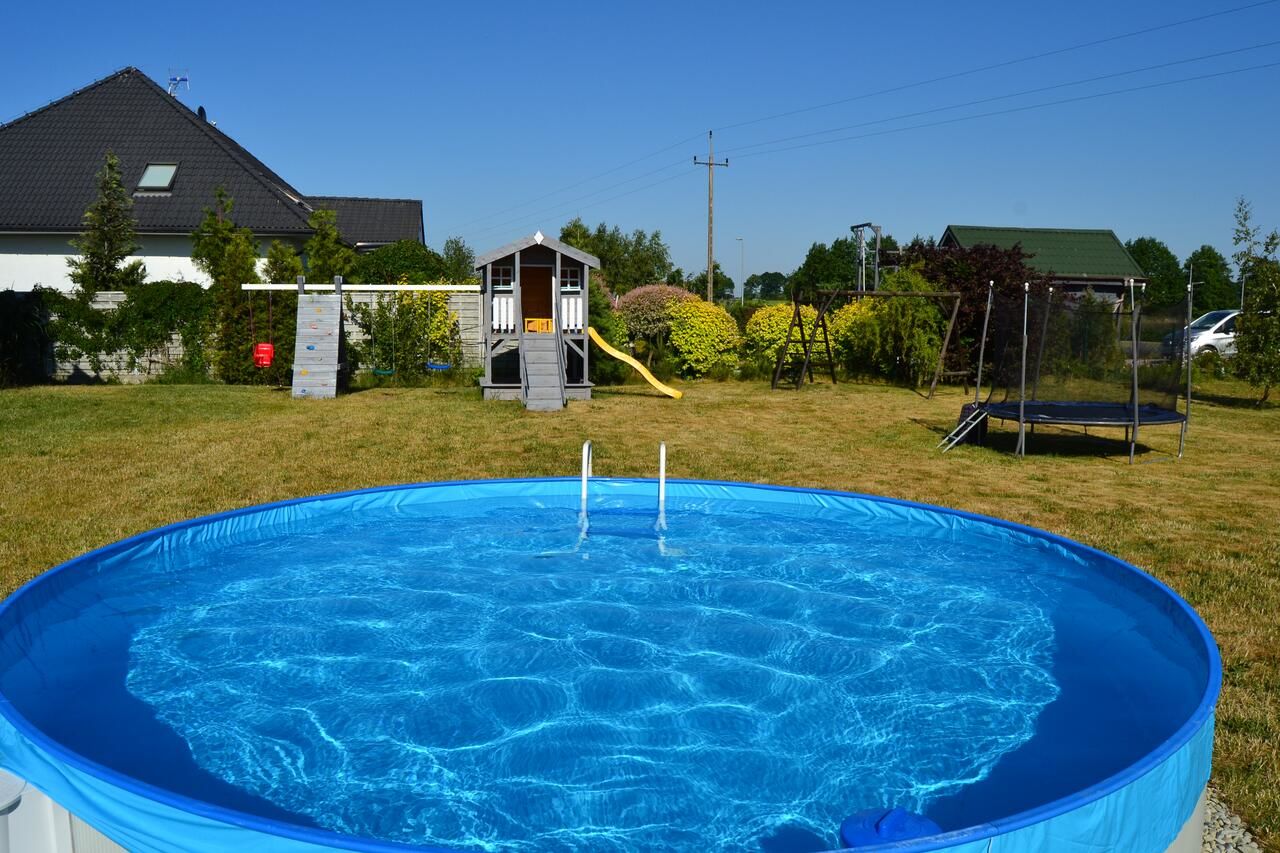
[939,225,1147,295]
[0,67,423,292]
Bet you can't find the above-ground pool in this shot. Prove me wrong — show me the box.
[0,479,1219,852]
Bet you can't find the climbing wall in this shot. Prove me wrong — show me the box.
[292,293,343,399]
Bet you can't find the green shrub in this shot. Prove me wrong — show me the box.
[587,283,630,386]
[43,281,220,382]
[0,291,51,386]
[347,287,462,381]
[744,303,817,371]
[350,240,446,284]
[667,299,741,378]
[117,281,214,378]
[828,269,945,385]
[829,300,880,375]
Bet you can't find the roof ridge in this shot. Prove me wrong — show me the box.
[948,224,1115,234]
[0,66,140,132]
[132,72,315,232]
[309,194,421,203]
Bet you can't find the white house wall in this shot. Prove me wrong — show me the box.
[0,234,307,292]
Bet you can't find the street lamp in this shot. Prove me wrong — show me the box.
[736,236,744,304]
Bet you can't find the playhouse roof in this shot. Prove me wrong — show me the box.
[474,231,601,269]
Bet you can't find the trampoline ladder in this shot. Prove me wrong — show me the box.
[938,407,988,453]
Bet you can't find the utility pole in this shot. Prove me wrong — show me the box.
[694,131,728,302]
[736,236,745,304]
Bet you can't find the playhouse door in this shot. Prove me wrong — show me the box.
[521,267,554,333]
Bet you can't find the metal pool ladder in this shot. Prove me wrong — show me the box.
[578,440,668,531]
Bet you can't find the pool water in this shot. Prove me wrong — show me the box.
[0,483,1211,853]
[118,497,1058,851]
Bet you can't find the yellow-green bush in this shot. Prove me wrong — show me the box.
[828,274,945,386]
[667,299,742,378]
[828,300,879,372]
[744,303,817,369]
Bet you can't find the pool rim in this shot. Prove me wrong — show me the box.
[0,477,1223,853]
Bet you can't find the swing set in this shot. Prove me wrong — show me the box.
[249,291,275,369]
[365,291,454,379]
[241,278,480,379]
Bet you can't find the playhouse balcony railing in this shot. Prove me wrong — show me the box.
[560,295,585,332]
[491,295,515,334]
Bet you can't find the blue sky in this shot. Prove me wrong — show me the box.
[4,0,1278,287]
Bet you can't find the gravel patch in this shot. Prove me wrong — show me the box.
[1203,786,1261,852]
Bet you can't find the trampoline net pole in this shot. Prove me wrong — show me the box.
[1185,282,1194,429]
[1031,287,1054,401]
[974,282,993,406]
[1129,280,1141,464]
[1017,283,1029,458]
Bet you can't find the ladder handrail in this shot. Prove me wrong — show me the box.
[657,442,667,530]
[938,407,989,453]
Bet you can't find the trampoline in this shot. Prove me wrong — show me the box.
[0,478,1219,852]
[985,401,1186,427]
[956,281,1193,462]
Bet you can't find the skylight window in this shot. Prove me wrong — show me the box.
[136,163,178,192]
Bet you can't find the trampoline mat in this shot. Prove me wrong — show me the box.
[985,401,1186,427]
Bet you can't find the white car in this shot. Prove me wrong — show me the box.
[1162,310,1239,358]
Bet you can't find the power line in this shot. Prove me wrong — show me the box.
[466,158,689,239]
[720,39,1280,157]
[451,1,1278,240]
[452,132,703,230]
[714,0,1280,134]
[730,60,1280,161]
[467,169,695,240]
[465,59,1280,242]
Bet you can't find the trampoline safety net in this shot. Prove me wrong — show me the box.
[977,285,1190,446]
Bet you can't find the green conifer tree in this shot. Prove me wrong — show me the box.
[67,152,146,295]
[191,189,267,383]
[304,210,356,283]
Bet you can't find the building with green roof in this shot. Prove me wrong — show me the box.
[939,225,1147,295]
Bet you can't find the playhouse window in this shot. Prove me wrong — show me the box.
[492,265,513,291]
[560,268,581,292]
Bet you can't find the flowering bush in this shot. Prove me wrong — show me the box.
[617,284,698,342]
[744,303,817,368]
[667,299,741,378]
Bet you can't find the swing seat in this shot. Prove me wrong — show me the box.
[253,342,274,368]
[425,362,451,371]
[372,368,396,376]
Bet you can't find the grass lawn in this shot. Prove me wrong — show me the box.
[1,378,1277,848]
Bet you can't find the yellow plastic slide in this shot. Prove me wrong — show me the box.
[586,327,683,399]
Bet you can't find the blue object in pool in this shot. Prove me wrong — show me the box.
[840,807,943,847]
[0,479,1220,853]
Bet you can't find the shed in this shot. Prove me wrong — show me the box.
[939,225,1147,295]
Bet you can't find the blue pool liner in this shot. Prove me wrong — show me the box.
[0,478,1221,853]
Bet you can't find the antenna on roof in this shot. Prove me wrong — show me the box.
[167,70,190,97]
